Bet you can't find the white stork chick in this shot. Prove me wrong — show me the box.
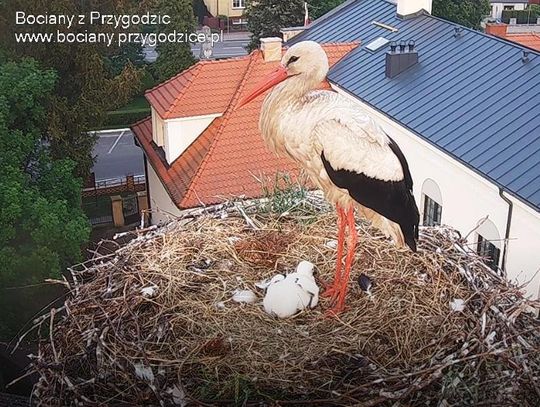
[263,261,319,318]
[238,41,419,314]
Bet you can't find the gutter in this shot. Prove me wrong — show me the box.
[499,188,513,273]
[143,156,152,224]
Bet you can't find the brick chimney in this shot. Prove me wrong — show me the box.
[397,0,432,18]
[260,37,283,62]
[485,23,508,38]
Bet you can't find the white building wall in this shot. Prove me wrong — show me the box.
[146,162,183,225]
[164,114,219,164]
[505,200,540,299]
[333,85,540,299]
[491,2,527,19]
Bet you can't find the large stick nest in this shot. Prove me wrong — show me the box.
[28,204,540,406]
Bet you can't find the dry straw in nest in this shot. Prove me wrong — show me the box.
[25,206,540,406]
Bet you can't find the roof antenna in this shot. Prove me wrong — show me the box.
[454,27,463,38]
[522,50,530,63]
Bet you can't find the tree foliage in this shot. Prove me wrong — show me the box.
[193,0,210,25]
[0,59,90,289]
[0,0,145,178]
[152,0,196,82]
[308,0,346,20]
[245,0,305,51]
[433,0,490,29]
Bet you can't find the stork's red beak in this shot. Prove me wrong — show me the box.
[236,66,288,109]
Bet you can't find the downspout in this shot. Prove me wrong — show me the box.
[143,156,152,224]
[499,187,513,273]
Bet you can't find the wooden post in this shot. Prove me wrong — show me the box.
[137,191,149,226]
[111,195,124,227]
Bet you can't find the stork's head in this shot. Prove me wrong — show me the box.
[237,41,329,109]
[281,41,329,82]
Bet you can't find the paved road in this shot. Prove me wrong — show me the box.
[191,37,248,59]
[143,31,250,62]
[91,129,145,182]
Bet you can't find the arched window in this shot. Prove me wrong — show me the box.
[421,178,442,226]
[476,218,501,271]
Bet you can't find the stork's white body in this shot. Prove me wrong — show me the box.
[260,86,408,246]
[263,261,319,318]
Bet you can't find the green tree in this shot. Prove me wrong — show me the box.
[0,59,90,336]
[193,0,210,25]
[0,60,90,339]
[433,0,490,29]
[308,0,346,20]
[0,0,144,178]
[152,0,196,82]
[245,0,305,51]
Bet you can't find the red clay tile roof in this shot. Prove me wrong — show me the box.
[501,33,540,52]
[145,58,250,119]
[132,43,358,209]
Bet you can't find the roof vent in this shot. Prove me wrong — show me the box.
[453,27,463,38]
[385,40,419,79]
[522,50,530,63]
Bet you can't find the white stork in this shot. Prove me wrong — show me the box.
[237,41,419,314]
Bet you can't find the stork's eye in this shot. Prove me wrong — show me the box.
[287,56,300,66]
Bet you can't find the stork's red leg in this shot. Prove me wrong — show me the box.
[328,205,357,314]
[322,205,347,300]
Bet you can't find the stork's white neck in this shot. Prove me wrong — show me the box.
[267,73,320,107]
[259,74,322,156]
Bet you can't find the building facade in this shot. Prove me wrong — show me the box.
[204,0,246,19]
[489,0,528,19]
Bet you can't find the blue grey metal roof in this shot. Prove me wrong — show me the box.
[291,0,540,211]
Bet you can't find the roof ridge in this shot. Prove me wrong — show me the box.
[198,54,253,64]
[145,62,201,96]
[130,115,152,129]
[299,0,540,56]
[307,0,359,29]
[181,50,262,206]
[145,55,254,96]
[164,64,204,118]
[421,5,540,55]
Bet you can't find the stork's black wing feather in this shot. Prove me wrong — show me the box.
[321,145,419,251]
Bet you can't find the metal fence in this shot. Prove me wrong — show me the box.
[89,214,114,226]
[83,175,146,198]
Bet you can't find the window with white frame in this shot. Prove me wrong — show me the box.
[477,234,501,270]
[423,195,442,226]
[421,178,443,226]
[232,0,245,9]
